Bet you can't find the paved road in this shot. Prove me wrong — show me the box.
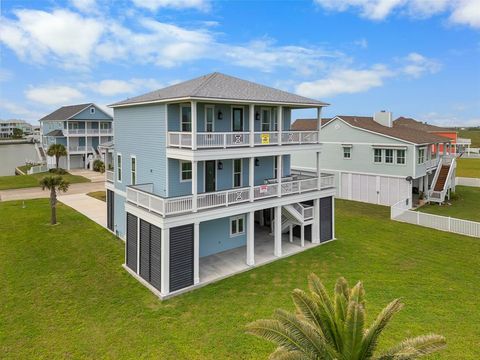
[58,193,107,227]
[0,181,106,201]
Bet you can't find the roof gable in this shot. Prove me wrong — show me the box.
[40,103,112,121]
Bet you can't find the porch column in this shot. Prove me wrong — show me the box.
[66,135,70,170]
[419,176,424,194]
[194,222,200,284]
[423,174,428,194]
[274,205,282,257]
[249,157,254,202]
[247,211,255,266]
[332,198,336,239]
[278,106,283,145]
[289,224,293,243]
[277,155,282,197]
[161,227,170,295]
[191,101,197,150]
[85,121,88,169]
[312,198,320,244]
[249,104,255,147]
[316,151,321,190]
[317,107,322,143]
[300,225,305,247]
[192,160,198,212]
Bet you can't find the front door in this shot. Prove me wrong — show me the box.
[205,160,216,192]
[232,108,243,132]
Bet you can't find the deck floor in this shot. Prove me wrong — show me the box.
[199,225,317,284]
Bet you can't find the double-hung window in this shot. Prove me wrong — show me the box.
[343,147,351,159]
[418,148,425,164]
[205,105,214,132]
[181,105,192,132]
[374,149,382,163]
[230,215,245,237]
[131,156,136,185]
[396,149,406,164]
[233,159,242,188]
[385,149,394,164]
[116,154,122,182]
[180,161,192,182]
[261,108,271,131]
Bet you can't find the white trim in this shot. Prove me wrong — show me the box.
[373,148,383,164]
[116,153,122,183]
[230,214,246,237]
[342,146,352,160]
[231,105,245,131]
[165,105,169,197]
[130,155,137,185]
[396,149,406,165]
[180,104,192,132]
[384,148,394,164]
[232,158,243,188]
[179,160,192,183]
[260,107,272,131]
[204,104,215,132]
[90,107,95,114]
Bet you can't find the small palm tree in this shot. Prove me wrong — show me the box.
[39,176,69,225]
[246,274,446,360]
[47,144,67,169]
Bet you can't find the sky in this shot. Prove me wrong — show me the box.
[0,0,479,126]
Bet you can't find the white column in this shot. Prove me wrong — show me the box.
[249,104,255,147]
[194,222,200,284]
[316,151,321,189]
[424,175,428,194]
[289,224,293,243]
[85,121,88,169]
[191,101,197,150]
[249,157,254,202]
[192,160,198,212]
[136,217,140,274]
[66,135,70,170]
[278,106,283,146]
[247,211,255,266]
[317,107,322,142]
[300,225,305,247]
[274,205,282,257]
[277,155,282,197]
[161,227,170,295]
[331,198,336,239]
[312,198,320,244]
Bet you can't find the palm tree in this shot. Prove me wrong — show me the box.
[47,144,67,169]
[39,176,69,225]
[246,274,446,360]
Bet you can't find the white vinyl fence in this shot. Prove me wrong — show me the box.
[391,199,480,238]
[27,164,48,174]
[456,177,480,187]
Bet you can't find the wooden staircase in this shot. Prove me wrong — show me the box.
[434,165,450,191]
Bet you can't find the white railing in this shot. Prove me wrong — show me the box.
[428,157,456,203]
[27,164,48,174]
[126,175,334,217]
[457,138,471,145]
[167,131,319,149]
[391,198,480,238]
[456,177,480,187]
[99,128,113,135]
[65,128,85,135]
[424,157,440,170]
[106,170,114,182]
[69,146,88,152]
[292,203,314,221]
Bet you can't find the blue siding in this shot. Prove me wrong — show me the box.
[199,214,248,257]
[71,105,113,121]
[114,193,126,239]
[56,137,67,146]
[113,104,167,195]
[42,121,64,133]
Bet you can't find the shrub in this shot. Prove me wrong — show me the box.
[93,159,105,173]
[49,168,67,175]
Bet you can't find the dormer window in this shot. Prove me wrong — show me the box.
[90,107,95,114]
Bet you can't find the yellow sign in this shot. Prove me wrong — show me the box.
[261,133,270,144]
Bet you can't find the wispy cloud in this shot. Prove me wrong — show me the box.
[25,85,85,106]
[132,0,210,12]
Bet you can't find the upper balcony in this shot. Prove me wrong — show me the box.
[63,128,113,136]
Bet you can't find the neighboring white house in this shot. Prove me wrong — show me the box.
[0,119,33,138]
[291,111,456,208]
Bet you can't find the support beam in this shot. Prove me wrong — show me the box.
[274,205,282,257]
[289,224,293,243]
[278,106,283,145]
[247,211,255,266]
[317,107,322,143]
[312,198,320,244]
[331,198,336,239]
[277,155,282,197]
[192,160,198,212]
[316,151,321,190]
[249,157,254,202]
[194,222,200,284]
[300,225,305,247]
[249,104,255,147]
[161,227,170,295]
[191,101,197,150]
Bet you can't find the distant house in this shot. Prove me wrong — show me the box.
[291,111,456,207]
[0,119,33,138]
[393,117,471,154]
[39,103,113,170]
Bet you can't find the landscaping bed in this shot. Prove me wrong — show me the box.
[1,199,479,359]
[87,190,106,202]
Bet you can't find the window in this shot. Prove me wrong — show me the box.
[180,161,192,182]
[343,147,351,159]
[274,156,278,178]
[261,108,271,131]
[232,107,244,132]
[385,149,394,164]
[131,156,136,185]
[374,149,382,163]
[205,105,214,132]
[396,149,406,164]
[90,107,95,114]
[181,105,192,132]
[116,154,122,182]
[418,148,425,164]
[233,159,242,187]
[230,215,245,237]
[272,109,278,131]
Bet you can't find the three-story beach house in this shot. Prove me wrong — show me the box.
[106,73,336,298]
[40,103,113,169]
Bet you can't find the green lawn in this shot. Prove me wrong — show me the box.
[0,171,89,190]
[1,199,479,359]
[419,186,480,222]
[87,190,106,202]
[456,158,480,178]
[458,129,480,148]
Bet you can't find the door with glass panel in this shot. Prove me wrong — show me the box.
[232,108,244,146]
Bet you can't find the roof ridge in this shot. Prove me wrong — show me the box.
[191,72,218,96]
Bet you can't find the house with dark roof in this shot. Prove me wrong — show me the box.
[291,111,457,208]
[40,103,113,170]
[105,72,336,298]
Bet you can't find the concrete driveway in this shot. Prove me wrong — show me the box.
[58,193,107,227]
[0,182,106,201]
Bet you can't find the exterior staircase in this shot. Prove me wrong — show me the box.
[428,157,456,203]
[433,165,450,191]
[271,202,315,246]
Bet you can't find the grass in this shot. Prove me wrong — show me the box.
[456,158,480,178]
[419,186,480,222]
[87,190,106,202]
[1,199,479,359]
[458,128,480,148]
[0,171,89,190]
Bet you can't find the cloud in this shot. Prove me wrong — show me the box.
[84,78,164,96]
[70,0,98,13]
[132,0,210,11]
[313,0,480,28]
[0,101,44,120]
[25,85,85,106]
[402,52,441,78]
[296,65,394,98]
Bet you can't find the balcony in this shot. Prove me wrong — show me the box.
[424,157,440,170]
[64,128,113,136]
[126,174,334,217]
[106,170,114,183]
[167,131,319,149]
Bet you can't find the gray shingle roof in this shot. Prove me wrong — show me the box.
[44,129,64,137]
[393,117,455,133]
[111,72,328,107]
[40,104,92,121]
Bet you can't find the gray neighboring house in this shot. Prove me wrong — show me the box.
[291,111,456,208]
[40,103,113,170]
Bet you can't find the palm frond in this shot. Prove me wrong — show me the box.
[246,319,308,353]
[342,300,365,359]
[269,347,310,360]
[377,334,446,359]
[349,281,365,307]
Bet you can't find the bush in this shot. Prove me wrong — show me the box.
[93,159,105,173]
[49,168,67,175]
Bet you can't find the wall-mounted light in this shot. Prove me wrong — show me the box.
[217,161,223,170]
[218,111,223,120]
[255,112,260,121]
[255,158,260,167]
